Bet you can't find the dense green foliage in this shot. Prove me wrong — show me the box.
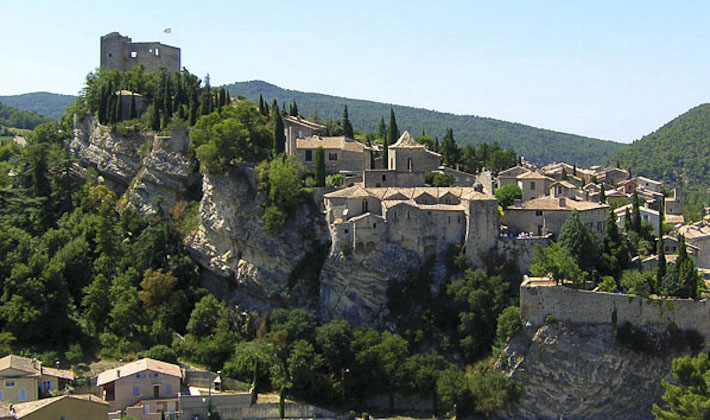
[0,92,75,121]
[495,184,522,209]
[653,353,710,419]
[225,80,624,166]
[0,102,49,130]
[614,104,710,188]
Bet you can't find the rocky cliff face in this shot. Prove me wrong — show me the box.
[187,166,329,309]
[319,243,422,326]
[501,322,672,420]
[71,116,198,214]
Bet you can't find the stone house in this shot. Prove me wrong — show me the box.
[115,90,147,121]
[632,176,664,193]
[293,136,373,174]
[6,394,108,420]
[549,180,579,199]
[364,131,441,187]
[665,187,683,216]
[324,185,498,263]
[678,222,710,269]
[283,116,326,155]
[504,196,609,238]
[497,165,529,188]
[596,167,629,186]
[0,355,74,404]
[97,358,182,416]
[516,171,555,202]
[614,203,661,235]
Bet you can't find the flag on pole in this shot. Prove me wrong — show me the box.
[163,27,172,34]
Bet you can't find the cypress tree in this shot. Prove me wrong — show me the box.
[342,105,354,138]
[624,208,632,232]
[98,86,107,124]
[573,164,577,176]
[151,106,161,131]
[282,101,287,116]
[162,95,171,128]
[264,100,270,116]
[129,93,137,119]
[656,236,666,292]
[189,90,198,126]
[273,113,285,155]
[259,95,266,115]
[113,93,122,123]
[441,128,459,167]
[289,99,298,117]
[434,137,439,153]
[314,146,326,187]
[384,108,399,168]
[600,183,606,203]
[226,90,231,105]
[271,99,278,116]
[377,116,387,141]
[311,105,319,122]
[631,190,642,233]
[602,209,631,278]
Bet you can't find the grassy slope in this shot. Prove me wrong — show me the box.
[225,80,625,167]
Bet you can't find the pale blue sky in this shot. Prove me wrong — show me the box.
[2,1,709,143]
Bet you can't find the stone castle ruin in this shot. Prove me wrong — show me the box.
[100,32,181,72]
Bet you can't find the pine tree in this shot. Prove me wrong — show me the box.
[314,146,326,187]
[259,95,266,115]
[273,113,285,155]
[342,105,354,138]
[129,93,137,119]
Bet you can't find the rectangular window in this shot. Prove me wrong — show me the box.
[305,150,312,161]
[530,181,536,190]
[372,223,377,229]
[329,153,338,161]
[133,385,140,396]
[167,384,172,394]
[382,174,386,181]
[535,210,543,216]
[18,390,25,401]
[5,381,14,388]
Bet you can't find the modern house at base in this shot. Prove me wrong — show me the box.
[3,394,108,420]
[0,355,74,404]
[96,358,182,415]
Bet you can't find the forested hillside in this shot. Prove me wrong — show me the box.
[0,92,76,120]
[0,102,49,130]
[225,80,625,167]
[613,104,710,188]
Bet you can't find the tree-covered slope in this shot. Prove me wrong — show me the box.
[0,92,76,120]
[613,104,710,187]
[225,80,625,166]
[0,101,50,130]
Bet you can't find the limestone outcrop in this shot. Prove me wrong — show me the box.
[187,166,329,308]
[319,243,422,326]
[501,322,672,420]
[71,116,149,186]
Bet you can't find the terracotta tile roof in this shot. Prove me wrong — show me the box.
[633,176,663,186]
[665,214,685,225]
[679,222,710,240]
[389,131,422,148]
[283,115,326,130]
[96,358,182,386]
[498,166,529,178]
[0,355,40,376]
[512,196,608,211]
[550,180,578,189]
[325,185,492,201]
[516,171,554,181]
[42,366,75,381]
[11,394,108,417]
[296,136,370,153]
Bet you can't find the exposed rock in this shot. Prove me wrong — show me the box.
[187,165,329,309]
[319,243,422,326]
[71,116,150,187]
[501,322,672,420]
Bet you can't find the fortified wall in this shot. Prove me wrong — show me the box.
[521,280,710,347]
[101,32,180,72]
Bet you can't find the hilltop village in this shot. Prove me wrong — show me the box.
[4,32,710,420]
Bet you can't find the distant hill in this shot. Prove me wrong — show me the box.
[225,80,625,167]
[613,104,710,188]
[0,92,76,121]
[0,101,50,131]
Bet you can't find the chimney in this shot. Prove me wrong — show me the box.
[559,197,566,208]
[117,369,121,378]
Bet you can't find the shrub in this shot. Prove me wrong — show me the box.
[263,206,287,236]
[65,343,84,366]
[496,306,522,345]
[143,344,178,364]
[544,314,555,325]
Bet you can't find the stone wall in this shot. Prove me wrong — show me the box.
[100,32,180,73]
[179,393,335,419]
[520,281,710,347]
[497,236,550,273]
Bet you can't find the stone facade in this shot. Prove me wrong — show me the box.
[100,32,180,72]
[504,196,608,238]
[284,116,326,155]
[294,136,372,174]
[520,280,710,348]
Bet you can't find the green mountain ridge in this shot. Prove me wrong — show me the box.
[613,103,710,188]
[0,101,50,131]
[225,80,625,167]
[0,92,76,121]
